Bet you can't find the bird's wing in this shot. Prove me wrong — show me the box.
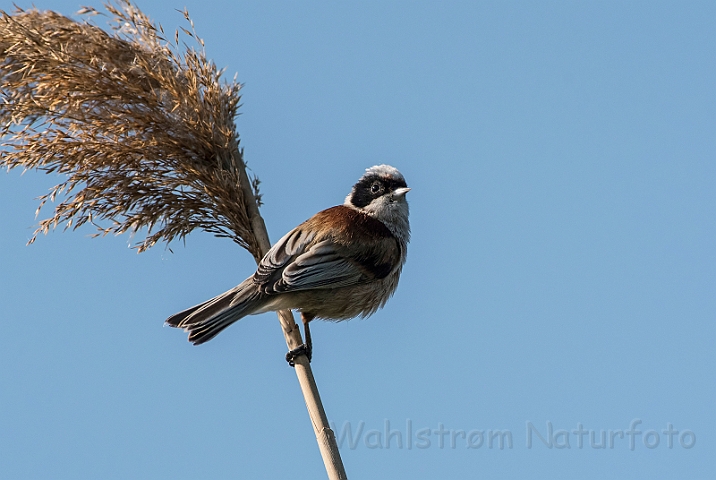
[251,206,401,295]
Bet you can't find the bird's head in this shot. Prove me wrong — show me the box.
[345,164,411,242]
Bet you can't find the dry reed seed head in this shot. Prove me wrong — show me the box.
[0,1,262,257]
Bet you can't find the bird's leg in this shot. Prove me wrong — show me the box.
[285,312,315,366]
[302,312,314,362]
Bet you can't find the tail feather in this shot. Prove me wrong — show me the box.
[165,280,263,345]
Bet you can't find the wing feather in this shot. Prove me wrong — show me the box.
[252,206,401,296]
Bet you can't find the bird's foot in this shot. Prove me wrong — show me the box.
[285,343,312,367]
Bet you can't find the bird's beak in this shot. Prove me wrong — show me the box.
[393,187,411,199]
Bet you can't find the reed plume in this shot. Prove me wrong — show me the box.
[0,0,262,258]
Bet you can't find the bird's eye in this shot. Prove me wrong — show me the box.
[371,182,381,194]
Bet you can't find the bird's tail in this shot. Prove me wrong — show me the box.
[165,279,264,345]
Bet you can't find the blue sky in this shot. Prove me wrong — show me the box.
[1,1,714,478]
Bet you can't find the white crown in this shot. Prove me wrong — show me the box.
[363,164,405,182]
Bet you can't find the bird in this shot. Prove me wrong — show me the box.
[165,164,410,364]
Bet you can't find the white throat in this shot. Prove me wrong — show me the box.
[345,194,411,244]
